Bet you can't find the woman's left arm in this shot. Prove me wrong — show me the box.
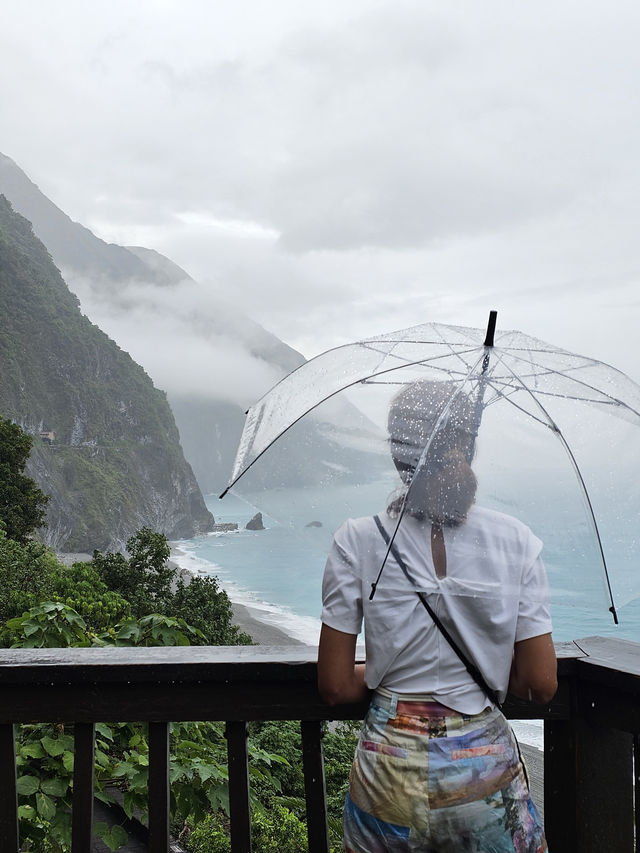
[509,633,558,704]
[317,623,368,706]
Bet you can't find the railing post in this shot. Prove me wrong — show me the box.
[635,735,640,850]
[545,713,634,853]
[0,724,18,853]
[148,721,170,853]
[544,719,576,852]
[301,720,330,853]
[226,721,252,853]
[71,722,95,852]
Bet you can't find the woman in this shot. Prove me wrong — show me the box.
[318,380,557,853]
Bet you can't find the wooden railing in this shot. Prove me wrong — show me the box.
[0,636,638,852]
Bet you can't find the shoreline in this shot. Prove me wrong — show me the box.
[231,600,306,646]
[171,547,308,647]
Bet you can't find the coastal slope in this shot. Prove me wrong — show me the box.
[0,194,214,551]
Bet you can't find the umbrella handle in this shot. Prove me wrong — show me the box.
[483,310,497,347]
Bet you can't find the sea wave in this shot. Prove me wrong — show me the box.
[171,541,321,646]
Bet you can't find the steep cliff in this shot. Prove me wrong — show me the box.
[0,152,306,492]
[0,195,214,550]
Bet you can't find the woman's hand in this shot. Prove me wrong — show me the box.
[508,633,558,705]
[317,623,368,705]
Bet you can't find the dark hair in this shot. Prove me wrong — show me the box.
[386,380,477,525]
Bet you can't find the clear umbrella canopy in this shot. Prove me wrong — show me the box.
[223,318,640,628]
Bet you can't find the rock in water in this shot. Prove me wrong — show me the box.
[246,512,265,531]
[305,520,323,528]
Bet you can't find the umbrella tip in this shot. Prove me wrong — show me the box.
[483,310,498,347]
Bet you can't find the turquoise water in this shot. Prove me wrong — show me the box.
[175,491,640,647]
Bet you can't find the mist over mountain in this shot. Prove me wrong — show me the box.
[0,194,214,550]
[0,152,305,491]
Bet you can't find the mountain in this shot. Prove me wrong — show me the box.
[0,153,384,502]
[0,154,177,285]
[0,194,214,551]
[0,152,306,492]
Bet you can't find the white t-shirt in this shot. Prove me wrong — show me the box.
[321,505,552,714]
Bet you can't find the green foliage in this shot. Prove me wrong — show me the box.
[249,720,304,804]
[171,575,253,646]
[0,528,59,623]
[188,802,308,853]
[91,529,250,645]
[0,516,362,853]
[102,613,205,647]
[16,724,74,851]
[0,415,49,543]
[3,601,90,648]
[49,560,131,630]
[323,719,360,842]
[91,527,174,616]
[1,601,204,650]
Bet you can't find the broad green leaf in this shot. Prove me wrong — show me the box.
[18,804,36,819]
[122,790,136,819]
[129,767,148,789]
[20,743,45,759]
[35,791,56,821]
[207,783,229,814]
[40,736,65,757]
[95,748,111,767]
[41,777,68,797]
[62,751,74,773]
[195,762,220,783]
[16,775,40,795]
[94,822,128,851]
[113,760,135,778]
[95,790,116,806]
[96,723,113,741]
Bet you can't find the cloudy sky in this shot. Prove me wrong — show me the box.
[3,0,640,382]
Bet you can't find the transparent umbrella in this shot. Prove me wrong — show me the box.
[221,312,640,633]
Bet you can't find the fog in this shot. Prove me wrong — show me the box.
[2,0,640,388]
[65,273,289,408]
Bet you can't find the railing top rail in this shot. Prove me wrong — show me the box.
[0,637,627,685]
[0,637,634,725]
[571,636,640,679]
[0,644,322,685]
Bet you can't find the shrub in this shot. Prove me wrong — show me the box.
[171,575,253,646]
[188,803,307,853]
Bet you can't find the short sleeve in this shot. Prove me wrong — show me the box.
[321,522,363,636]
[515,553,553,642]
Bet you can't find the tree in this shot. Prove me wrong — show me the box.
[91,527,174,616]
[0,416,49,543]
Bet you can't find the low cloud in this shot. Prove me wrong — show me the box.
[64,272,288,408]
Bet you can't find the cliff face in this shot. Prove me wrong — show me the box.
[0,152,307,493]
[0,195,214,551]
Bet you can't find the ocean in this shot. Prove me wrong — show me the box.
[173,489,640,749]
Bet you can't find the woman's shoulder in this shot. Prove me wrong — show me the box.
[466,505,543,555]
[469,504,530,530]
[331,512,394,551]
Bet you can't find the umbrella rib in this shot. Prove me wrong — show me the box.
[490,349,620,624]
[222,350,485,495]
[499,349,640,416]
[356,340,481,372]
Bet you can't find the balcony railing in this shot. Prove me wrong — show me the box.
[0,636,638,852]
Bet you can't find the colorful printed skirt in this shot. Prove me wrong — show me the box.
[343,691,547,853]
